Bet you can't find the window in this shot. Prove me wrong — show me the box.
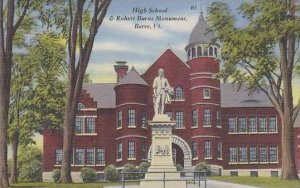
[166,111,173,120]
[55,149,62,165]
[228,118,237,132]
[249,146,257,162]
[128,141,135,159]
[197,46,202,57]
[86,149,95,165]
[203,48,208,56]
[217,142,222,159]
[142,142,147,160]
[259,146,267,162]
[141,110,146,128]
[204,141,212,159]
[77,103,85,110]
[75,149,85,165]
[269,146,278,162]
[175,112,184,128]
[248,117,257,132]
[117,111,122,128]
[75,117,84,134]
[192,109,198,127]
[209,47,213,57]
[214,48,218,57]
[86,118,95,133]
[192,142,198,159]
[117,143,122,160]
[268,117,277,132]
[192,47,196,58]
[128,109,136,127]
[239,147,247,162]
[203,89,210,99]
[229,147,238,163]
[96,149,105,165]
[175,87,184,100]
[258,117,267,132]
[238,117,247,132]
[216,111,221,127]
[203,109,211,126]
[187,49,191,60]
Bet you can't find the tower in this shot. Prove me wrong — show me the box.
[186,14,222,167]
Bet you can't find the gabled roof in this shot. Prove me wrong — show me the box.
[116,66,149,86]
[82,83,116,108]
[186,14,215,49]
[221,83,273,108]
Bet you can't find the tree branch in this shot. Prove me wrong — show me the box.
[12,0,30,34]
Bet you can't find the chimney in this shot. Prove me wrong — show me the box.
[114,61,128,82]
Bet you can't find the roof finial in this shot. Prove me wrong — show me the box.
[167,43,171,49]
[200,0,203,17]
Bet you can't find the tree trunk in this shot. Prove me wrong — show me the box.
[10,132,19,184]
[0,66,10,188]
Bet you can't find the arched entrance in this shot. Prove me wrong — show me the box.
[148,135,192,171]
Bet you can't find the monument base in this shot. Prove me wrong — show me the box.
[140,114,187,188]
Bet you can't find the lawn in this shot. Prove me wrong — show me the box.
[210,176,300,188]
[10,182,138,188]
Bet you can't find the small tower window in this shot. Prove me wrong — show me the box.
[203,48,208,56]
[187,49,191,60]
[209,47,213,57]
[191,47,196,59]
[214,48,218,58]
[203,89,211,99]
[175,87,184,100]
[77,103,85,110]
[197,46,202,57]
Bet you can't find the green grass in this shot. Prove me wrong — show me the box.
[210,176,300,188]
[10,182,138,188]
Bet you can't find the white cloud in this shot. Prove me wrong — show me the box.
[102,18,169,40]
[92,41,148,54]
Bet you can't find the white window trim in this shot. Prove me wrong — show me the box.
[75,133,97,136]
[203,89,211,99]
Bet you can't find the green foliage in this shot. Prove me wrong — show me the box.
[52,169,61,183]
[80,167,97,183]
[122,163,138,180]
[104,165,119,181]
[138,162,150,172]
[194,162,211,176]
[176,164,184,171]
[18,146,42,182]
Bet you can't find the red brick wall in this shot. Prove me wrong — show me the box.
[295,128,300,173]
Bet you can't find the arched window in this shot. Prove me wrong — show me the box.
[214,48,218,58]
[77,103,85,110]
[175,87,184,100]
[203,48,208,56]
[187,49,191,60]
[191,47,196,59]
[197,46,202,57]
[209,47,213,57]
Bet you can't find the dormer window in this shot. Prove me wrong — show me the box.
[77,103,85,110]
[209,47,213,57]
[175,87,184,100]
[197,46,202,57]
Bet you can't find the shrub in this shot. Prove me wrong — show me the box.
[80,167,97,183]
[104,165,119,181]
[18,159,42,182]
[122,163,138,180]
[139,162,150,172]
[52,169,61,183]
[176,164,184,171]
[194,162,211,176]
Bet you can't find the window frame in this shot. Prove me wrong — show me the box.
[96,149,105,165]
[217,142,222,159]
[117,142,122,161]
[268,117,277,133]
[128,141,136,159]
[238,117,247,133]
[128,109,136,127]
[175,87,184,100]
[117,110,122,129]
[204,141,212,159]
[192,142,198,159]
[141,110,147,128]
[175,111,184,128]
[86,148,95,165]
[86,117,95,133]
[203,89,211,99]
[191,109,198,128]
[203,109,211,127]
[249,146,257,163]
[55,149,63,165]
[228,117,237,133]
[269,146,278,163]
[248,117,257,133]
[75,117,84,134]
[75,148,85,165]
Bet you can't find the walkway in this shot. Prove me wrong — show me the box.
[104,180,258,188]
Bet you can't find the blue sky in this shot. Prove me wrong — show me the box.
[87,0,246,83]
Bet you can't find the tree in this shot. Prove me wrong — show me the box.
[8,33,66,183]
[207,0,300,179]
[0,1,35,187]
[40,0,112,183]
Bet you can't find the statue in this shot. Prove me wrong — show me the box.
[153,68,174,116]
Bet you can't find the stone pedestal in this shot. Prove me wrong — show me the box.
[140,114,186,188]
